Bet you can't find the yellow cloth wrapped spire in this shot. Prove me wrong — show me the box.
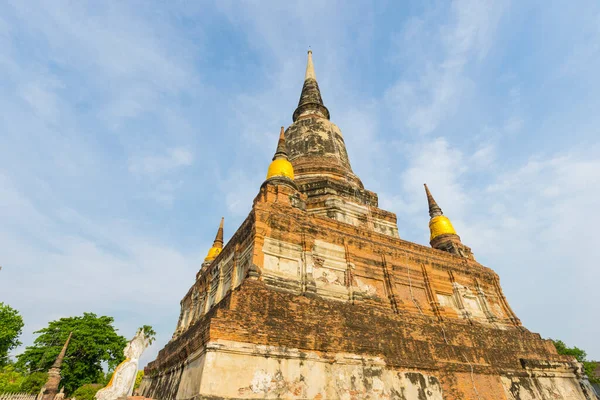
[205,217,224,261]
[266,127,294,180]
[429,215,457,240]
[424,184,458,240]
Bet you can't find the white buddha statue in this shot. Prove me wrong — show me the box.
[95,329,150,400]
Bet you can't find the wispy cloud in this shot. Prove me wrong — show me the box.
[385,0,508,135]
[0,1,206,364]
[129,148,194,176]
[0,173,202,365]
[383,136,600,355]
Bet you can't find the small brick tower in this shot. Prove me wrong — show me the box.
[140,52,597,400]
[41,332,72,400]
[424,183,474,260]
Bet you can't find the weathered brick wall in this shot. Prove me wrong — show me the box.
[211,281,564,373]
[144,279,585,399]
[250,191,520,327]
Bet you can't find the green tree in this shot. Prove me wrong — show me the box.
[552,340,598,383]
[0,302,24,366]
[133,370,144,391]
[71,383,103,400]
[138,325,156,345]
[0,365,25,393]
[19,371,48,394]
[16,313,127,395]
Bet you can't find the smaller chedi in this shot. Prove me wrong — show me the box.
[266,126,295,183]
[95,328,150,400]
[204,217,224,264]
[39,332,72,400]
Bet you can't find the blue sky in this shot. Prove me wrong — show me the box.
[1,0,599,367]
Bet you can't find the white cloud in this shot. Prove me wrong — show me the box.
[470,142,496,168]
[0,1,206,366]
[556,7,600,78]
[0,172,202,366]
[503,116,523,135]
[383,137,600,357]
[385,0,508,135]
[219,169,261,218]
[129,148,194,176]
[393,137,469,217]
[128,148,193,206]
[18,78,65,124]
[466,148,600,352]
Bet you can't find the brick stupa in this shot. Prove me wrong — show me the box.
[140,52,597,400]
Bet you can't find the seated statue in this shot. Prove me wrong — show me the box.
[95,329,150,400]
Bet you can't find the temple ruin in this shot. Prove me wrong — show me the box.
[140,51,596,400]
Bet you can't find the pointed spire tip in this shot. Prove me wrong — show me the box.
[214,218,224,247]
[273,126,288,160]
[424,183,443,218]
[293,49,330,121]
[305,49,316,81]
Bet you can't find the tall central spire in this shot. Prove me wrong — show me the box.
[293,50,330,122]
[285,50,363,191]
